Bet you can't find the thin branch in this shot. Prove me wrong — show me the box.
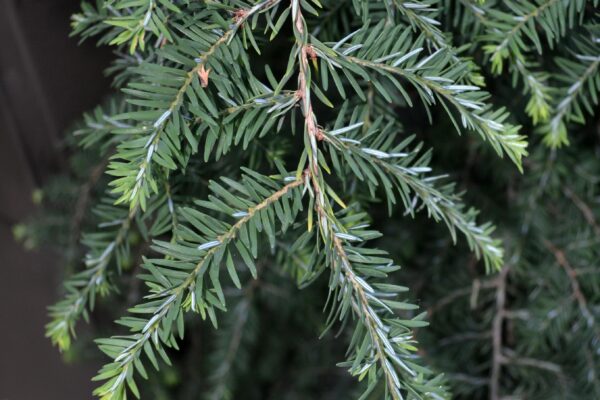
[428,277,499,315]
[542,239,595,326]
[564,187,600,237]
[437,331,491,348]
[207,279,259,400]
[490,0,560,57]
[331,233,402,399]
[96,177,304,398]
[126,0,282,207]
[490,265,509,400]
[69,153,112,258]
[46,205,139,350]
[501,349,562,374]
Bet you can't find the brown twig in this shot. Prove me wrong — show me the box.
[542,238,594,325]
[501,349,562,374]
[67,154,111,265]
[564,187,600,237]
[490,265,509,400]
[208,277,260,400]
[500,350,567,397]
[427,277,499,316]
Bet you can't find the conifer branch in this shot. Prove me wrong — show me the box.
[206,282,257,400]
[489,265,509,400]
[563,187,600,237]
[455,0,488,26]
[512,58,552,125]
[310,24,528,169]
[486,0,560,61]
[46,206,138,351]
[541,32,600,147]
[291,8,446,396]
[542,239,595,326]
[109,0,282,210]
[293,0,333,239]
[322,123,504,271]
[481,0,590,73]
[386,0,485,87]
[93,175,304,399]
[35,1,600,398]
[72,0,179,50]
[389,0,445,47]
[472,1,595,127]
[332,233,404,399]
[316,206,447,399]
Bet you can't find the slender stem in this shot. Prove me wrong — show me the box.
[208,281,258,399]
[292,6,405,396]
[340,53,521,159]
[292,1,332,243]
[428,277,499,316]
[549,56,600,133]
[492,0,560,56]
[132,0,282,203]
[542,239,595,325]
[563,187,600,237]
[293,2,322,173]
[322,131,503,269]
[490,266,509,400]
[391,0,444,46]
[99,178,304,397]
[69,154,111,260]
[55,207,138,327]
[331,233,402,400]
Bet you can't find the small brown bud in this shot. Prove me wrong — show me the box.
[233,9,249,24]
[197,65,211,88]
[315,129,325,141]
[305,45,318,61]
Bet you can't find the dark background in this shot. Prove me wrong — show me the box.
[0,1,112,398]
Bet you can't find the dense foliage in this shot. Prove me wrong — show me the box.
[16,1,600,399]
